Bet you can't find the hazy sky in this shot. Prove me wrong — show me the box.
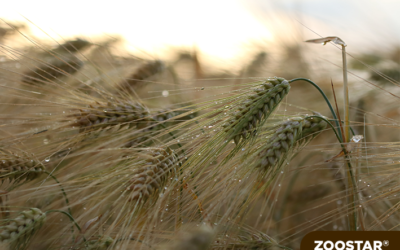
[1,0,399,61]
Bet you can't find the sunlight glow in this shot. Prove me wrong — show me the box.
[0,0,273,61]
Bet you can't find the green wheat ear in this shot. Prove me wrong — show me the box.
[83,235,114,250]
[0,208,46,249]
[255,114,327,172]
[223,77,290,144]
[180,77,290,178]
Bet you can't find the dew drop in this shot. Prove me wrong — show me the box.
[45,157,50,162]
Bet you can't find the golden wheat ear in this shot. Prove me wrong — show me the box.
[117,60,165,93]
[22,55,83,85]
[71,100,151,132]
[126,147,178,204]
[0,208,46,248]
[51,38,91,54]
[0,151,45,183]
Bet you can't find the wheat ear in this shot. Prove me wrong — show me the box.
[223,77,290,144]
[126,147,178,203]
[72,100,151,132]
[118,60,164,92]
[0,208,45,247]
[52,38,91,53]
[124,107,196,147]
[257,114,327,170]
[0,151,44,183]
[22,55,83,84]
[82,235,114,250]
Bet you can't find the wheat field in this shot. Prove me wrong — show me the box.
[0,6,400,249]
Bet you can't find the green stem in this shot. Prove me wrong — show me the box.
[342,45,350,143]
[45,171,72,216]
[45,209,86,243]
[289,78,343,140]
[341,45,357,231]
[332,119,355,136]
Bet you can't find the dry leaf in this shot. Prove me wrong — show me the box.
[305,36,346,46]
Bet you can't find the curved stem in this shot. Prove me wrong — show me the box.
[45,209,86,243]
[44,171,72,216]
[289,78,343,140]
[332,119,356,136]
[309,116,343,144]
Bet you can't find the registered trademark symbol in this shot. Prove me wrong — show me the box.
[383,240,389,247]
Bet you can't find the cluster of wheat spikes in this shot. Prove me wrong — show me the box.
[1,21,400,250]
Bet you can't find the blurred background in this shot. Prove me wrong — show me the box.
[1,0,400,71]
